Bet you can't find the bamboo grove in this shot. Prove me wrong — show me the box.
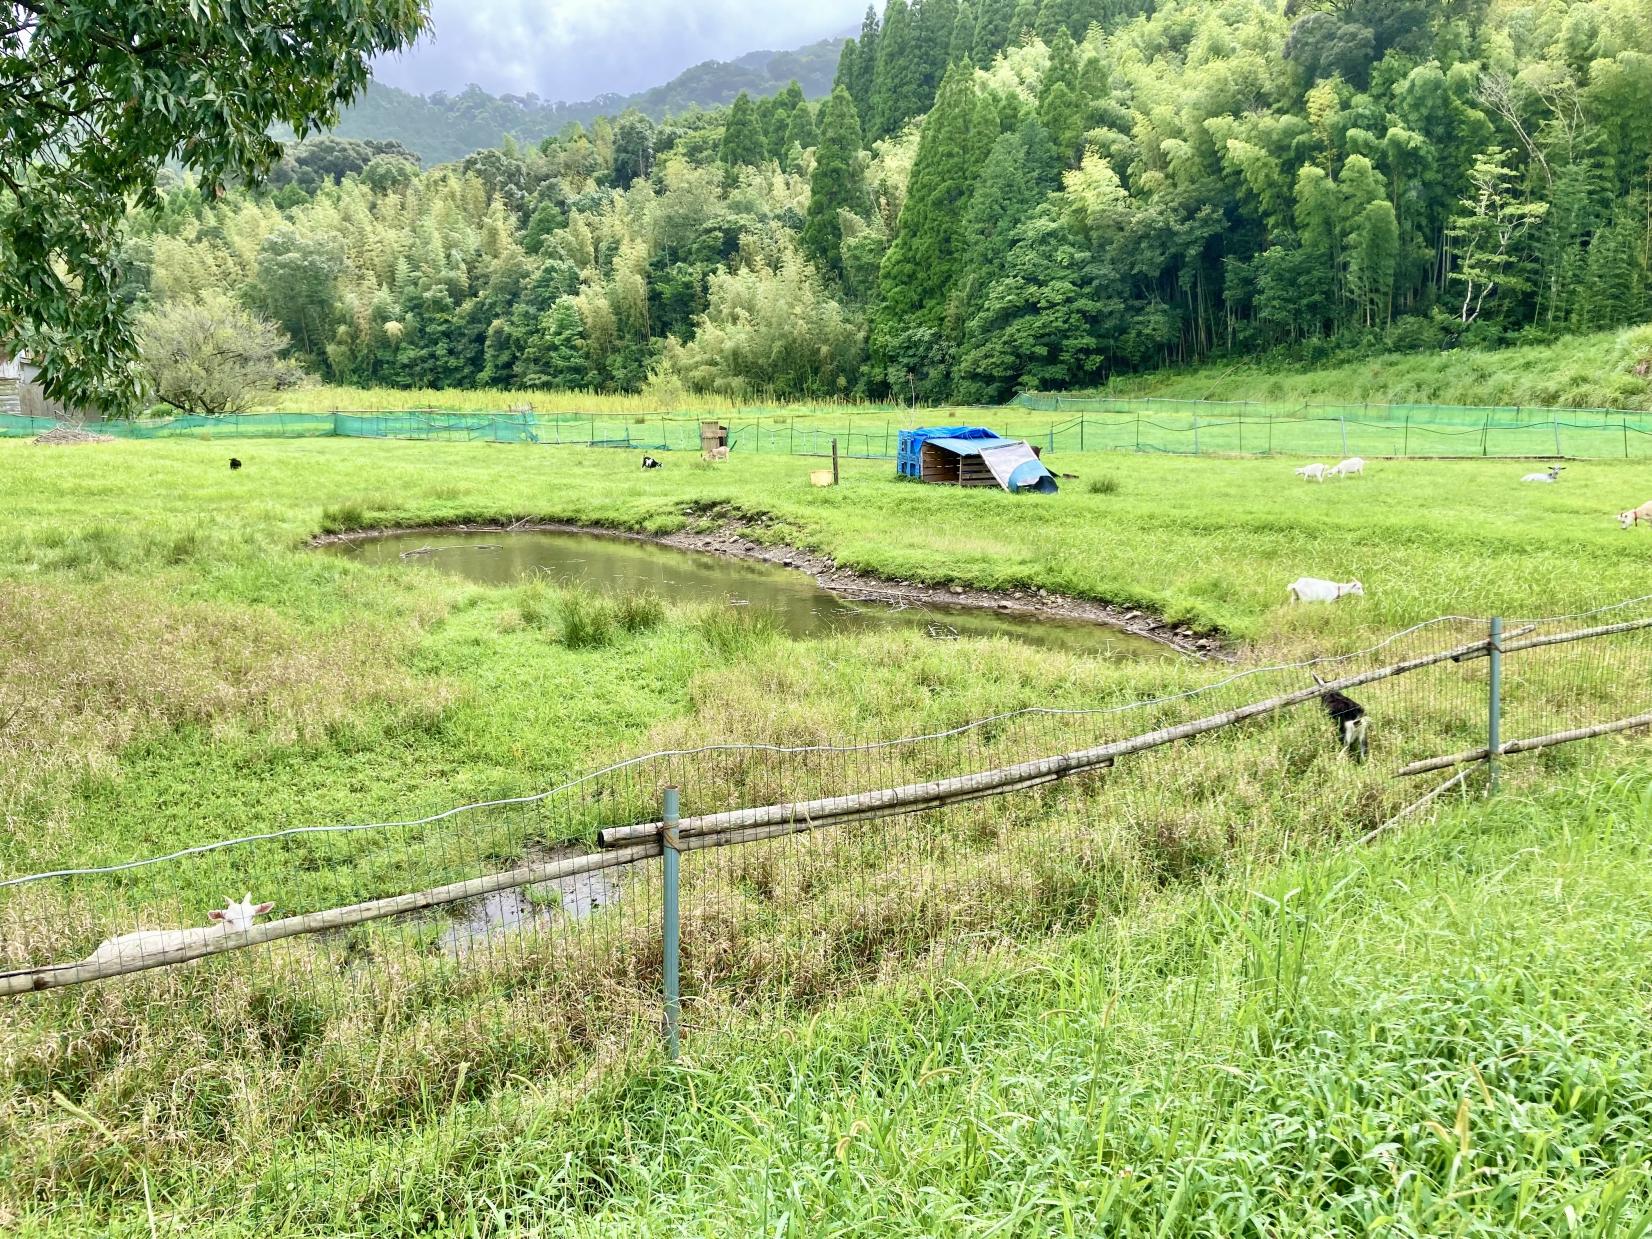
[124,0,1652,405]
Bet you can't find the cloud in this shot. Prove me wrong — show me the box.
[372,0,866,101]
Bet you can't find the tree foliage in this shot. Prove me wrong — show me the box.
[0,0,424,411]
[107,0,1652,408]
[137,295,305,415]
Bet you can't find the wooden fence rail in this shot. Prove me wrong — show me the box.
[6,612,1649,998]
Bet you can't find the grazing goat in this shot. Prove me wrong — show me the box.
[1312,674,1369,762]
[1618,501,1652,529]
[83,893,274,966]
[1295,463,1329,483]
[640,454,662,470]
[229,458,242,471]
[1521,465,1564,483]
[1330,456,1365,478]
[704,446,730,462]
[1287,576,1365,604]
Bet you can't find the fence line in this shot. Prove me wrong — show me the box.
[8,397,1652,459]
[0,611,1513,891]
[8,612,1648,999]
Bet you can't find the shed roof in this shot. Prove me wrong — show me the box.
[922,435,1020,456]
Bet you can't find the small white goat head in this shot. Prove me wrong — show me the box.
[207,892,274,931]
[1344,579,1365,597]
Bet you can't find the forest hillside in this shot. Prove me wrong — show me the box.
[132,0,1652,406]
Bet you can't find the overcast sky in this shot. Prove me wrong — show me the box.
[371,0,866,102]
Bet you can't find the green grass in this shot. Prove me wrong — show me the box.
[21,768,1652,1235]
[2,437,1651,1232]
[1101,325,1652,411]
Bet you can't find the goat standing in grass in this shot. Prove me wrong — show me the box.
[1312,675,1369,762]
[1330,456,1365,478]
[83,893,274,966]
[1295,463,1329,483]
[1287,577,1364,604]
[1618,501,1652,528]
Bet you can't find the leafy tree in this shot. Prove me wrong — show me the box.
[955,210,1125,401]
[138,295,305,415]
[870,0,926,140]
[0,0,423,411]
[1447,149,1548,323]
[803,89,869,279]
[785,102,820,154]
[971,0,1014,64]
[656,251,861,396]
[852,5,883,111]
[248,227,346,358]
[873,63,987,370]
[612,112,656,189]
[1038,29,1087,166]
[518,298,594,389]
[720,93,768,169]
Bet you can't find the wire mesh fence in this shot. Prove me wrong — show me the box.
[0,601,1648,1203]
[6,398,1652,459]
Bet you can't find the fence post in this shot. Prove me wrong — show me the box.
[1192,415,1200,456]
[1487,618,1503,795]
[1403,411,1410,458]
[1339,415,1348,455]
[661,785,682,1060]
[832,437,840,486]
[1552,416,1561,458]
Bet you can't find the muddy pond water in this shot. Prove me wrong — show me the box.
[325,528,1165,658]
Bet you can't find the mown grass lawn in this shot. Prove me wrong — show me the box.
[3,436,1651,1234]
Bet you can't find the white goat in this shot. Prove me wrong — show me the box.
[1618,501,1652,529]
[84,893,274,966]
[1329,456,1365,478]
[1521,465,1564,483]
[1287,576,1365,604]
[1295,463,1330,483]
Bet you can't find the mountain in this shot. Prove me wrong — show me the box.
[312,37,848,165]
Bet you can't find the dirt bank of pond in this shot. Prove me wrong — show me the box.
[313,519,1220,659]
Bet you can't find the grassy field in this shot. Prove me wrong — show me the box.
[1102,326,1652,410]
[3,436,1651,1232]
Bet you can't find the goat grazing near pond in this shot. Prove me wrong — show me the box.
[1312,674,1369,762]
[1287,577,1365,604]
[83,893,274,966]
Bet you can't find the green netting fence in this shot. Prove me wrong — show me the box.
[7,397,1652,459]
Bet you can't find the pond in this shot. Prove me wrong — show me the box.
[324,529,1166,658]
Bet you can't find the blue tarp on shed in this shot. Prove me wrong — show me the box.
[900,426,1059,493]
[897,426,999,478]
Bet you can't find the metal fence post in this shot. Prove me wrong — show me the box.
[1552,417,1561,458]
[661,785,682,1059]
[1192,414,1200,455]
[1487,618,1503,795]
[1339,415,1348,455]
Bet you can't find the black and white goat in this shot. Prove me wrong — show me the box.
[1312,674,1368,762]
